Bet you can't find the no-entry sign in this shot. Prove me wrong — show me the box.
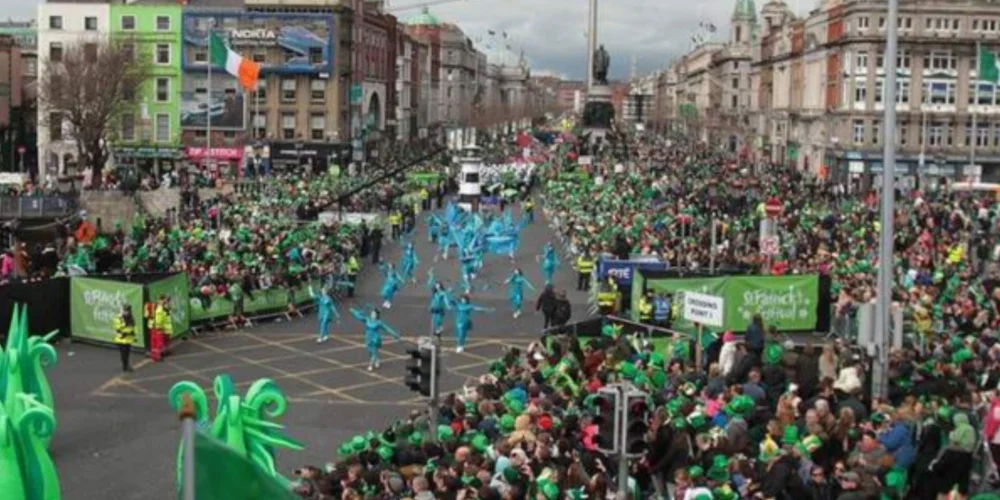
[765,197,783,218]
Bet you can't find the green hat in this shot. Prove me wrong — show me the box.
[707,454,730,483]
[619,362,638,380]
[781,425,799,446]
[672,417,687,429]
[380,429,397,448]
[437,425,455,442]
[797,435,823,458]
[541,366,555,380]
[713,484,738,500]
[377,445,393,462]
[688,465,704,479]
[725,395,754,417]
[680,382,697,397]
[506,399,525,415]
[470,432,489,453]
[338,442,353,456]
[351,436,367,452]
[408,431,424,447]
[764,343,784,365]
[502,466,521,483]
[425,457,439,474]
[885,469,907,494]
[649,352,665,368]
[687,411,707,430]
[537,479,560,500]
[500,414,517,433]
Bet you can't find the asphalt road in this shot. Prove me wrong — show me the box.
[44,200,590,500]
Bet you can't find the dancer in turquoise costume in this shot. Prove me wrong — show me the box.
[349,307,402,371]
[309,280,352,343]
[400,241,419,283]
[426,271,454,335]
[378,262,405,309]
[452,295,493,353]
[504,268,536,318]
[540,242,559,285]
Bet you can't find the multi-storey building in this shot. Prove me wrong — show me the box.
[0,33,29,173]
[109,2,183,174]
[37,1,110,179]
[556,80,584,113]
[405,8,443,136]
[395,30,416,141]
[439,23,478,125]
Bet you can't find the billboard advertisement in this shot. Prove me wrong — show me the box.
[180,75,246,130]
[181,12,335,75]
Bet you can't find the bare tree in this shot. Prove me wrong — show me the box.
[38,38,150,186]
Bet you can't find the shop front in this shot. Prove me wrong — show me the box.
[112,146,183,187]
[183,146,244,180]
[832,150,988,192]
[268,141,351,175]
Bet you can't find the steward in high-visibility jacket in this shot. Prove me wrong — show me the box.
[597,279,618,315]
[154,301,173,337]
[389,211,403,239]
[637,294,653,323]
[346,255,361,297]
[113,305,136,372]
[575,252,595,292]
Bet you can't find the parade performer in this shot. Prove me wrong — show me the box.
[308,285,342,344]
[349,307,402,371]
[540,242,559,285]
[427,275,454,335]
[452,295,493,353]
[460,248,480,291]
[504,268,536,318]
[378,262,405,309]
[400,242,420,283]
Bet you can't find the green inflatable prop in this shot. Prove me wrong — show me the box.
[0,304,61,500]
[168,374,305,492]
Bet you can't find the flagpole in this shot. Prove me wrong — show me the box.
[207,30,213,176]
[972,41,980,180]
[180,395,196,500]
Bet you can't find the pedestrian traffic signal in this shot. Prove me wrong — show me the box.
[405,347,433,397]
[593,391,620,454]
[625,394,650,456]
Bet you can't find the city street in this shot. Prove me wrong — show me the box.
[45,203,589,499]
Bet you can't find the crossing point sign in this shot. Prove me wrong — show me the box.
[682,291,724,328]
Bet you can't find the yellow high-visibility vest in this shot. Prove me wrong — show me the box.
[576,256,595,274]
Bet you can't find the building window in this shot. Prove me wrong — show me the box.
[855,78,867,104]
[875,79,884,103]
[994,125,1000,147]
[923,80,956,105]
[122,42,135,61]
[872,121,881,145]
[49,42,63,63]
[121,113,135,141]
[898,51,910,69]
[194,130,207,139]
[156,78,169,102]
[49,16,62,30]
[310,79,325,101]
[281,78,296,102]
[732,77,739,89]
[121,16,135,31]
[156,44,170,65]
[256,80,266,102]
[281,113,296,139]
[155,114,170,142]
[223,131,236,139]
[929,122,948,146]
[856,51,868,73]
[853,120,865,144]
[924,51,956,71]
[309,47,323,65]
[310,113,326,140]
[253,112,266,139]
[897,80,910,103]
[85,17,97,31]
[897,17,912,29]
[899,124,908,146]
[731,95,738,108]
[980,126,992,147]
[858,16,870,30]
[84,43,97,63]
[194,50,207,63]
[156,16,170,31]
[252,52,265,63]
[49,113,62,141]
[970,83,996,106]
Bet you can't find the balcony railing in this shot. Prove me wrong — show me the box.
[0,195,77,220]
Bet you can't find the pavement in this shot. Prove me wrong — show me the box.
[44,201,590,500]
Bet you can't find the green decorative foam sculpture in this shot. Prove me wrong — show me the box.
[168,374,304,491]
[0,304,61,499]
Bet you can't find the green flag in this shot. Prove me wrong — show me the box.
[979,46,999,83]
[188,430,298,500]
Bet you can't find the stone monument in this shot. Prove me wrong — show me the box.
[582,45,615,146]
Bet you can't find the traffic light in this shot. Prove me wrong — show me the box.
[625,393,650,456]
[593,390,620,454]
[405,347,433,397]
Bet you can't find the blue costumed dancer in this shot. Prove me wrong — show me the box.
[349,307,402,371]
[400,242,420,283]
[308,285,339,343]
[540,242,559,285]
[504,268,536,319]
[427,272,454,335]
[452,295,493,353]
[379,262,405,309]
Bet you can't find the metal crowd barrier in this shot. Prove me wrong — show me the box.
[0,195,76,219]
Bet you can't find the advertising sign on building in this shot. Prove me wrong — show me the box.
[180,78,246,130]
[182,12,335,74]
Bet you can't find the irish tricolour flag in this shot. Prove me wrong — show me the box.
[209,33,260,90]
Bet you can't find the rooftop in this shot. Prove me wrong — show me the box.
[405,6,440,27]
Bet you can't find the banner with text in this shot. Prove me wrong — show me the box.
[70,278,146,348]
[598,258,670,288]
[636,274,819,332]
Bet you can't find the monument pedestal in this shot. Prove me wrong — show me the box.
[582,84,615,147]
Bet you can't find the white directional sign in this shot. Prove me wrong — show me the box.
[682,291,725,328]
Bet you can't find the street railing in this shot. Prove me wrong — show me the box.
[0,195,77,219]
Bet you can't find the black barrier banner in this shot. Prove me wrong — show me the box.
[0,277,71,343]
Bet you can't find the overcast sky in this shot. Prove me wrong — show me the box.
[9,0,815,80]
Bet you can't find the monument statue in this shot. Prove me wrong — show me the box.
[592,45,610,85]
